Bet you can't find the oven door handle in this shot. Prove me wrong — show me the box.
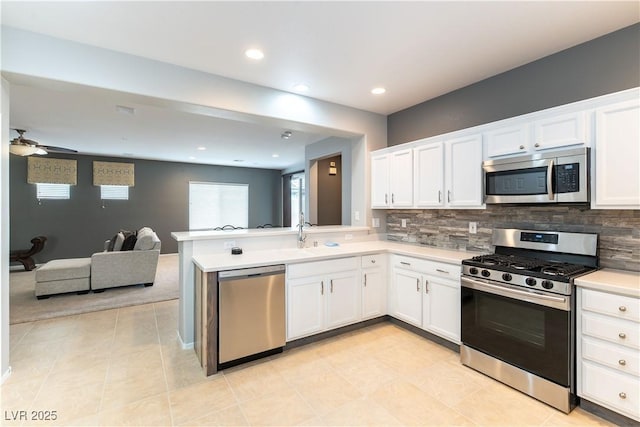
[461,276,570,311]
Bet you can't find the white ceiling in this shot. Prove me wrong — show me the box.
[2,1,638,169]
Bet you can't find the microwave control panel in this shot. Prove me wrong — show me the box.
[555,163,580,193]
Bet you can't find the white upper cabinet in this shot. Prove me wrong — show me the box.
[533,111,588,151]
[413,135,484,209]
[446,134,484,208]
[371,149,413,208]
[593,99,640,209]
[485,124,530,158]
[414,141,444,207]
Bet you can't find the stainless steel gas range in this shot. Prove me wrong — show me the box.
[460,228,598,413]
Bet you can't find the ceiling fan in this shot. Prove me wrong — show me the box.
[9,129,78,156]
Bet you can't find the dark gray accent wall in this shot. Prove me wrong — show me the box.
[9,154,282,263]
[388,23,640,145]
[387,207,640,272]
[317,155,342,226]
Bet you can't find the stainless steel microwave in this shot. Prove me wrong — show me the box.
[483,147,590,204]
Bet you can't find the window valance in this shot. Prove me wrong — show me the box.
[27,157,77,185]
[93,161,135,186]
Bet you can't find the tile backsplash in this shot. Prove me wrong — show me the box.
[386,206,640,272]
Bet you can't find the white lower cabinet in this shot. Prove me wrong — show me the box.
[390,255,461,343]
[286,257,360,340]
[577,287,640,422]
[361,254,387,320]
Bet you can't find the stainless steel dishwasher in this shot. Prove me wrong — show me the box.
[217,264,286,369]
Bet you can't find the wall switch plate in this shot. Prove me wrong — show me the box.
[223,240,236,249]
[372,218,380,228]
[354,211,360,221]
[401,219,407,228]
[469,222,477,234]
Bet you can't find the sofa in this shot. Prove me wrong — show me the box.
[90,227,161,291]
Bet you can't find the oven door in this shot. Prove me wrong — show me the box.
[461,276,572,387]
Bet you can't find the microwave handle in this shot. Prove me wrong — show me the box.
[546,159,555,201]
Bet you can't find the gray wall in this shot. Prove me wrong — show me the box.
[317,155,342,225]
[9,154,282,262]
[388,23,640,145]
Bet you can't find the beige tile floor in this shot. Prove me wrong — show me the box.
[1,299,614,426]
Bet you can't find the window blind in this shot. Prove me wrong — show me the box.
[189,182,249,230]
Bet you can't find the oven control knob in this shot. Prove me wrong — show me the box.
[525,277,537,286]
[481,270,491,278]
[469,267,478,275]
[502,273,512,281]
[542,280,554,289]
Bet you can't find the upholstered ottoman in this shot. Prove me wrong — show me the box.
[35,258,91,299]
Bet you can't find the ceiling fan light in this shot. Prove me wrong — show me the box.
[35,148,48,155]
[9,144,40,156]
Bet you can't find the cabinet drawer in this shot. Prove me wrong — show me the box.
[582,336,640,377]
[392,255,430,272]
[361,254,385,268]
[582,289,640,322]
[421,260,460,279]
[582,312,640,349]
[581,361,640,421]
[288,257,358,279]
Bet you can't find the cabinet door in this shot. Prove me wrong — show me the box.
[533,111,587,151]
[422,276,460,343]
[414,142,444,207]
[371,154,390,208]
[594,99,640,209]
[446,134,484,208]
[326,270,361,330]
[362,267,386,320]
[287,276,324,340]
[390,149,414,207]
[391,268,422,327]
[485,124,530,158]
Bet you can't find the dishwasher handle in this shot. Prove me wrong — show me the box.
[218,264,285,280]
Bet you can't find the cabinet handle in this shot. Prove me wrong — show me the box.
[330,280,334,293]
[371,259,376,264]
[425,279,429,293]
[321,281,324,295]
[619,306,627,312]
[619,332,626,339]
[519,145,525,150]
[535,143,540,148]
[436,269,450,274]
[364,274,367,287]
[416,278,420,292]
[438,190,442,203]
[619,359,627,366]
[447,190,451,203]
[400,261,411,266]
[619,392,627,399]
[392,193,395,204]
[385,193,388,204]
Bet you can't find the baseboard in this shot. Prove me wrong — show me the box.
[1,366,12,385]
[178,331,194,350]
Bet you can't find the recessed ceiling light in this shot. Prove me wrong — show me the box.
[272,154,280,158]
[197,146,206,151]
[245,48,264,60]
[115,105,135,115]
[371,87,386,95]
[233,159,244,162]
[188,156,196,160]
[292,83,309,92]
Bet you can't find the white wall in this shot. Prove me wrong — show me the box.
[1,78,11,383]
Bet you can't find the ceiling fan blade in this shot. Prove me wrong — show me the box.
[36,145,78,154]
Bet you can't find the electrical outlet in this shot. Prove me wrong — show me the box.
[401,219,407,228]
[354,211,360,221]
[223,240,236,249]
[469,222,477,234]
[372,218,380,228]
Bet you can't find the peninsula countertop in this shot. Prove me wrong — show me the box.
[192,240,480,272]
[171,225,371,242]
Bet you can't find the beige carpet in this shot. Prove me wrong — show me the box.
[10,253,179,324]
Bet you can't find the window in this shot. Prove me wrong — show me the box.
[100,185,129,200]
[290,173,305,226]
[189,182,249,230]
[36,183,70,200]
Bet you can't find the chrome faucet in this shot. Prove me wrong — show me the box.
[297,212,307,248]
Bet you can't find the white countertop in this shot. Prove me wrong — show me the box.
[575,268,640,298]
[171,225,371,242]
[192,240,479,272]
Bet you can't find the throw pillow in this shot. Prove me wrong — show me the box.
[134,229,155,250]
[113,232,126,251]
[107,234,118,251]
[121,234,137,251]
